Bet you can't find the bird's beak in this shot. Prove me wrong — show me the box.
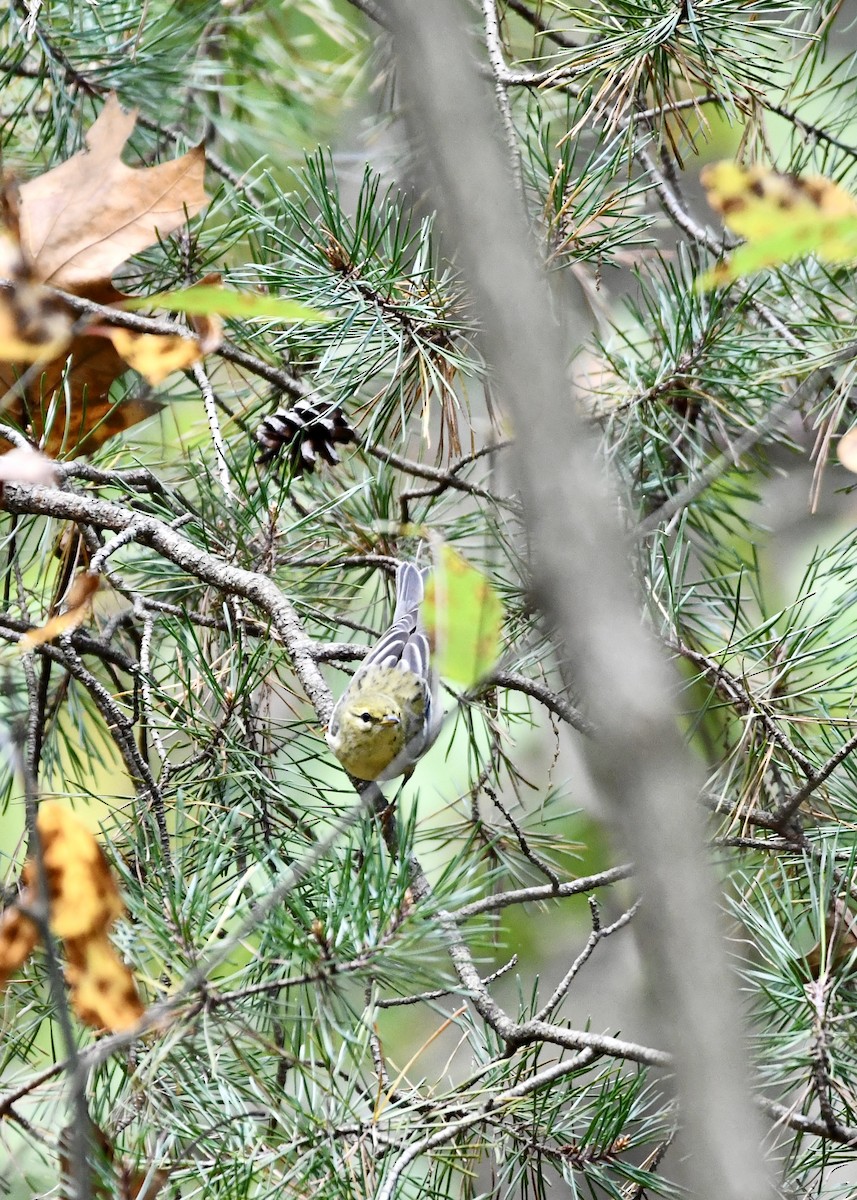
[380,714,401,726]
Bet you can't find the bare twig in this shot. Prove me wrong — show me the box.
[482,0,525,199]
[488,668,594,735]
[376,1049,599,1200]
[449,865,632,920]
[770,726,857,828]
[637,356,854,536]
[531,896,641,1022]
[192,361,236,506]
[2,482,333,720]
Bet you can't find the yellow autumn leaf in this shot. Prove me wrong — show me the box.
[699,161,857,287]
[0,906,39,988]
[0,801,145,1032]
[105,327,202,384]
[64,932,145,1032]
[29,800,124,938]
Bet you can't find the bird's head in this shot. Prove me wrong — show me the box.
[327,692,406,781]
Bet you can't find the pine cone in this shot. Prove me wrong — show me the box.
[256,399,356,475]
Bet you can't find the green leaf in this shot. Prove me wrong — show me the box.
[698,161,857,288]
[123,285,329,322]
[423,545,504,687]
[698,216,857,289]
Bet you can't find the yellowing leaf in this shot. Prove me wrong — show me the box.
[25,800,125,938]
[423,545,504,687]
[0,906,39,987]
[702,162,857,236]
[0,282,73,363]
[65,933,144,1032]
[0,95,207,456]
[20,570,99,651]
[104,327,202,384]
[699,161,857,287]
[0,802,144,1033]
[124,285,328,323]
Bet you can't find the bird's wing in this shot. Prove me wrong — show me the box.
[400,630,430,680]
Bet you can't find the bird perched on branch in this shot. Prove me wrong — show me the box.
[327,563,435,781]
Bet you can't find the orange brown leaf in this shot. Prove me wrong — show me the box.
[28,799,124,938]
[0,801,144,1033]
[65,933,144,1032]
[20,569,100,651]
[0,905,39,987]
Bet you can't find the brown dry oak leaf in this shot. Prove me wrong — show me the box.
[0,95,208,455]
[18,94,208,291]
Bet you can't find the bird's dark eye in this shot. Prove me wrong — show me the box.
[359,711,373,723]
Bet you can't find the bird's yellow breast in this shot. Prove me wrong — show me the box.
[333,721,405,780]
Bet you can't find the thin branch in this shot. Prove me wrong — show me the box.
[48,288,309,400]
[0,616,138,675]
[365,440,515,506]
[637,355,854,536]
[375,956,518,1009]
[501,0,579,49]
[2,482,333,720]
[488,668,594,735]
[490,790,561,886]
[192,361,236,506]
[531,896,641,1023]
[376,1048,599,1200]
[670,638,815,777]
[53,636,171,869]
[771,727,857,828]
[449,865,633,921]
[759,1097,857,1147]
[766,99,857,162]
[482,0,526,199]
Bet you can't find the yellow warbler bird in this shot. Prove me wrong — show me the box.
[327,563,435,781]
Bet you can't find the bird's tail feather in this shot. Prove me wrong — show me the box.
[393,562,426,622]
